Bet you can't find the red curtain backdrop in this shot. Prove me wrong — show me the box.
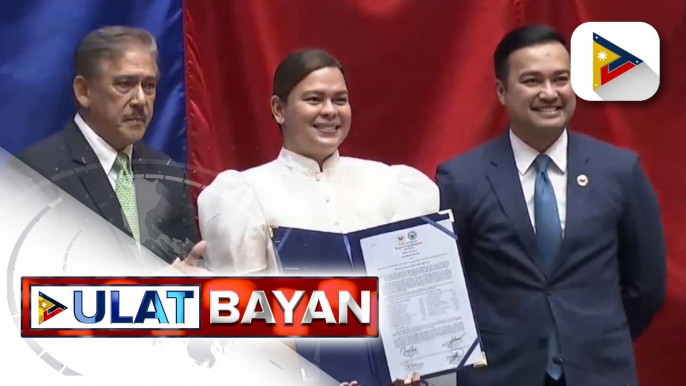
[184,0,686,384]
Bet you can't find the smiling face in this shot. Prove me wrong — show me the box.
[73,44,158,151]
[271,66,351,164]
[496,41,576,142]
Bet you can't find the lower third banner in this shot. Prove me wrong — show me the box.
[21,276,378,338]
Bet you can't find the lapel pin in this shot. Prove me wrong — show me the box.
[577,174,588,187]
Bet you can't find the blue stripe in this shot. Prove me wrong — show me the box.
[594,33,643,72]
[421,215,459,240]
[343,235,354,265]
[275,228,292,253]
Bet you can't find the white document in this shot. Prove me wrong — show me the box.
[360,217,485,380]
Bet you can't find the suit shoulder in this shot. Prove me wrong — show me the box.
[18,130,67,158]
[134,142,189,176]
[439,146,487,168]
[436,141,491,178]
[16,131,69,171]
[135,142,176,162]
[573,132,639,165]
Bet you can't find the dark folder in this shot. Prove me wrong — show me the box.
[271,212,465,385]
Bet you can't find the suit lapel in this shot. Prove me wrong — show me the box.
[64,121,130,236]
[550,132,591,276]
[485,132,546,277]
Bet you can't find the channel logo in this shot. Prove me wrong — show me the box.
[571,22,660,101]
[37,292,67,325]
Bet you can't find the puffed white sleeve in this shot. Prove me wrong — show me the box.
[388,165,440,222]
[197,170,273,275]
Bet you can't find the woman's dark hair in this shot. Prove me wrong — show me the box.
[272,49,346,101]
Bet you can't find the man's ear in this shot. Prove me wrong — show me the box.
[73,76,91,108]
[270,95,286,124]
[495,79,507,106]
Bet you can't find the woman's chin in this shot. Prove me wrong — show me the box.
[313,135,343,149]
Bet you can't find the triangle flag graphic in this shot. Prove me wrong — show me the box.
[38,291,68,324]
[593,33,644,90]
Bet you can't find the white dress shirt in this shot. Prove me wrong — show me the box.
[198,148,440,274]
[74,113,133,189]
[509,129,567,234]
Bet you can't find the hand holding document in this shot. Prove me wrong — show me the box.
[272,211,486,384]
[359,212,486,380]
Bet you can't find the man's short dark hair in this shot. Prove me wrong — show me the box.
[494,24,568,82]
[73,26,159,79]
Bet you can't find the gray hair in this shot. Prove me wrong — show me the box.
[73,26,159,79]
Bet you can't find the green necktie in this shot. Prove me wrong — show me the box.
[114,152,140,243]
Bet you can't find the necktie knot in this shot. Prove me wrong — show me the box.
[534,154,552,173]
[115,153,130,175]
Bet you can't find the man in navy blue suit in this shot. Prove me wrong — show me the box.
[436,25,666,386]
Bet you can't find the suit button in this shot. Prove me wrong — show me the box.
[545,289,553,296]
[552,355,564,365]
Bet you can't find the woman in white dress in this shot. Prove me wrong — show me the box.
[198,49,438,275]
[198,49,432,386]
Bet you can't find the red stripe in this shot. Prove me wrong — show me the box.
[600,61,636,85]
[43,308,64,322]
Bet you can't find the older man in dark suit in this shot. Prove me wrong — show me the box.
[17,26,201,266]
[436,25,666,386]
